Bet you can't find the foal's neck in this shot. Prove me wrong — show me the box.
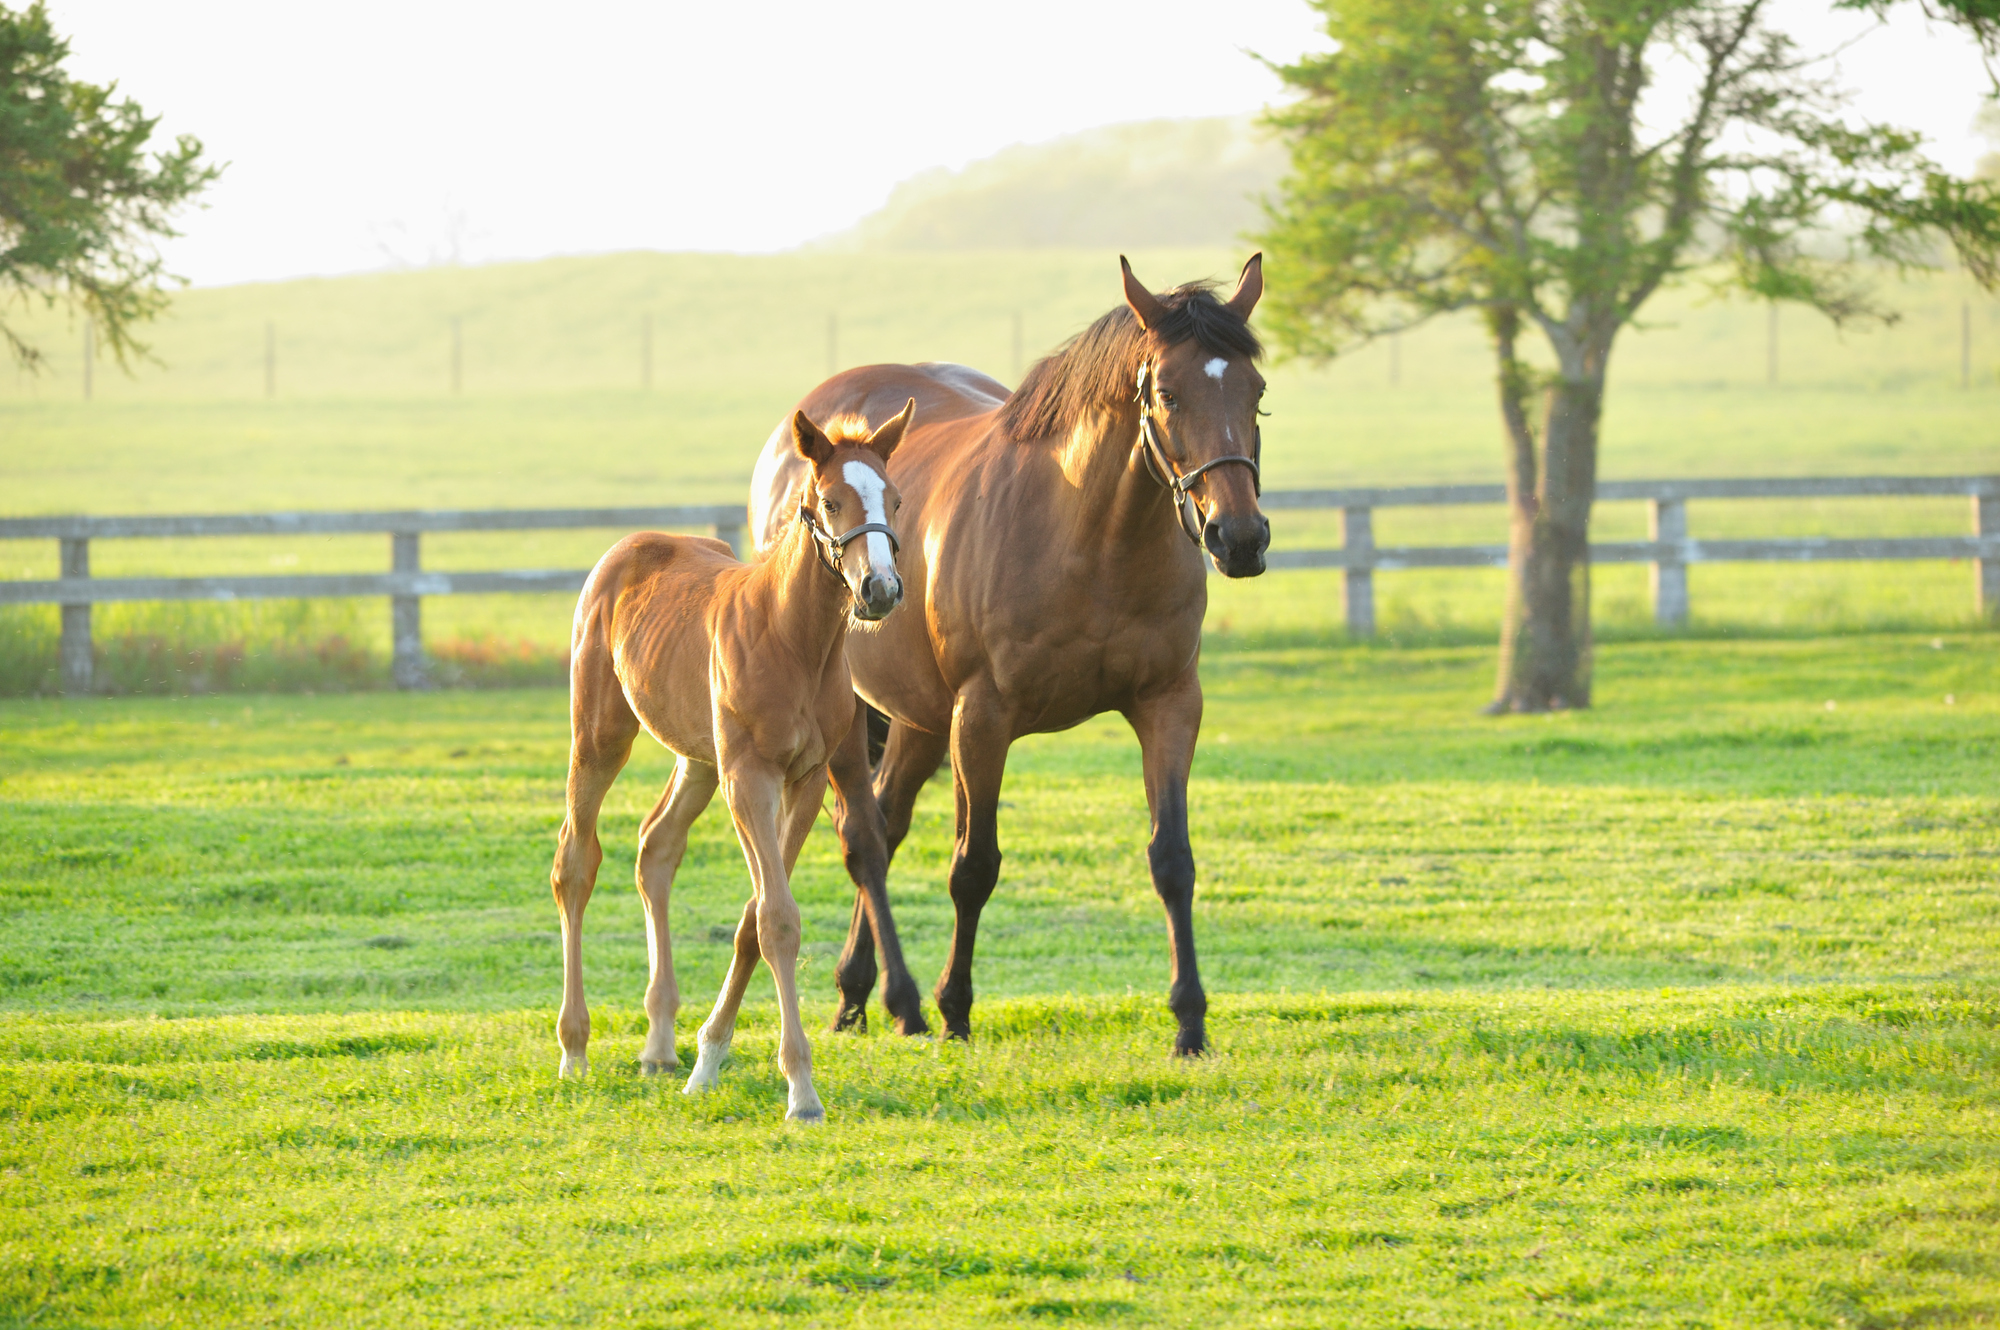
[752,516,852,669]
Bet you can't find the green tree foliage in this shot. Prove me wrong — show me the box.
[0,1,218,369]
[1258,0,2000,711]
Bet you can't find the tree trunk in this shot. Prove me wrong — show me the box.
[1491,367,1603,713]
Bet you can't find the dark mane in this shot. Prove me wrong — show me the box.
[996,281,1263,443]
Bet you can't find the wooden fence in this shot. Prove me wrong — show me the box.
[2,476,1994,696]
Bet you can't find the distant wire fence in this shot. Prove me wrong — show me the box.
[2,476,1994,697]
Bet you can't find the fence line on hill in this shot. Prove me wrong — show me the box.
[2,477,1994,696]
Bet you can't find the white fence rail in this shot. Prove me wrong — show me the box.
[3,477,1994,695]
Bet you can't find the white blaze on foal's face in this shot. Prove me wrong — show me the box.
[1204,357,1229,381]
[841,460,896,571]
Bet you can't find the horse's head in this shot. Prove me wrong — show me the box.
[1122,254,1271,579]
[790,399,914,621]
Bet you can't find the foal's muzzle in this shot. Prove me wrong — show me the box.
[852,571,903,621]
[1204,511,1270,579]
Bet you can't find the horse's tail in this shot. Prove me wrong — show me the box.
[864,703,892,770]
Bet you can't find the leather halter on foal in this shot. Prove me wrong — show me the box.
[798,502,900,581]
[1131,361,1262,547]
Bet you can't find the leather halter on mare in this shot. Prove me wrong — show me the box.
[798,502,900,582]
[1131,361,1262,547]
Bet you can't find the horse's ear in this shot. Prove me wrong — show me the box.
[791,410,835,467]
[866,398,916,460]
[1225,253,1264,320]
[1120,255,1167,330]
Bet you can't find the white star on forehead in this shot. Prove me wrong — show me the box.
[1204,357,1228,380]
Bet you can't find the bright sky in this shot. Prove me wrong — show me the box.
[43,0,1997,288]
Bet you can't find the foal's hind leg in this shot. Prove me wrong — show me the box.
[684,896,760,1094]
[551,662,641,1079]
[829,707,944,1035]
[635,756,720,1074]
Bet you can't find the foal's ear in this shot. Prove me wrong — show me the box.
[865,398,917,460]
[1225,252,1264,320]
[791,410,836,467]
[1120,255,1167,330]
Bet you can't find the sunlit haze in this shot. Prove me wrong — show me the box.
[44,0,1998,287]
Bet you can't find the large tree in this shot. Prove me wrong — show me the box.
[0,2,217,370]
[1258,0,2000,711]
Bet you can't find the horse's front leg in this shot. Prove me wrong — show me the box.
[721,757,825,1122]
[933,689,1012,1041]
[1126,672,1208,1056]
[828,703,943,1035]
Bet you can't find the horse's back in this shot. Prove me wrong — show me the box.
[750,363,1006,555]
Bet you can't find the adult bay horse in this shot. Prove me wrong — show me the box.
[748,255,1268,1055]
[551,402,914,1121]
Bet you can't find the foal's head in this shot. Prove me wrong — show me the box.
[1122,254,1270,578]
[790,399,914,621]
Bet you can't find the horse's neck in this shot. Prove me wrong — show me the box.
[746,518,851,669]
[1054,402,1194,564]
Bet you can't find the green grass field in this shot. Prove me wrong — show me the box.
[1,249,1995,694]
[2,634,1996,1325]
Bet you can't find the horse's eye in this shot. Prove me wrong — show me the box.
[1158,391,1176,409]
[823,498,838,512]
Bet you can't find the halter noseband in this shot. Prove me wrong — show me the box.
[1132,361,1262,547]
[798,502,900,581]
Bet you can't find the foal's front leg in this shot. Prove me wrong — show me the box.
[703,758,826,1121]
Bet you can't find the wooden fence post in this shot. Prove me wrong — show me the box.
[709,522,745,560]
[59,537,92,696]
[1342,505,1375,639]
[1650,497,1689,628]
[391,532,428,689]
[1978,492,1999,624]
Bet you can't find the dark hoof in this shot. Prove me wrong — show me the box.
[894,1010,933,1038]
[1173,1029,1208,1058]
[831,1001,869,1034]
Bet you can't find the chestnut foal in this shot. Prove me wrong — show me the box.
[549,402,912,1122]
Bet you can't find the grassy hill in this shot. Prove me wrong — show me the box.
[817,117,1288,251]
[0,246,1994,688]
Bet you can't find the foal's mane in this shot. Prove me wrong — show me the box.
[817,416,881,449]
[997,281,1263,443]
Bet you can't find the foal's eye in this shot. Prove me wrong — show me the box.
[1158,391,1176,409]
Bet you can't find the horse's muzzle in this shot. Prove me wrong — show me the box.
[853,571,904,621]
[1204,512,1270,579]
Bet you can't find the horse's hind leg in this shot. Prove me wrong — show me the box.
[829,706,944,1035]
[551,650,641,1079]
[635,756,720,1074]
[933,691,1011,1042]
